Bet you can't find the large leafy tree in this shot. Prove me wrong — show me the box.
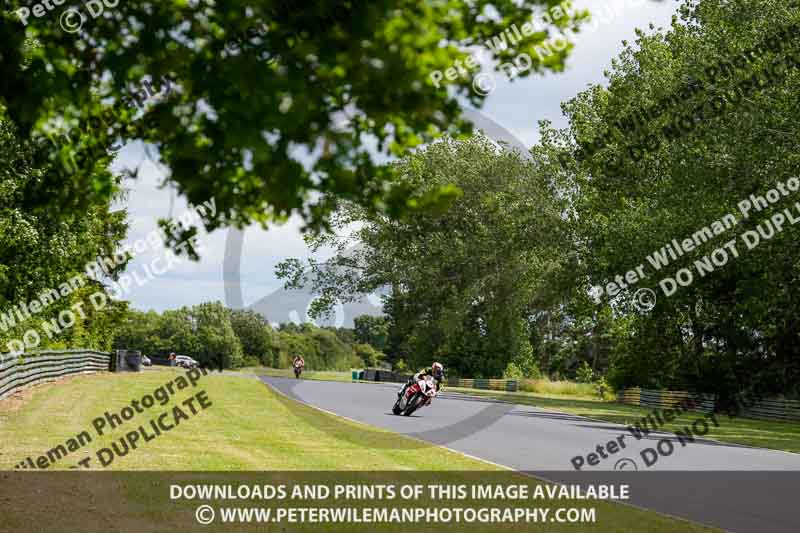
[547,0,800,400]
[228,308,275,365]
[190,302,245,369]
[115,303,244,368]
[279,135,570,377]
[0,116,128,353]
[0,118,126,304]
[353,315,389,353]
[1,1,587,240]
[113,310,171,356]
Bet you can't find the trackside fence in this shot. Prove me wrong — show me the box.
[0,350,111,401]
[617,387,800,422]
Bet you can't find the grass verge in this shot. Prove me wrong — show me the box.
[518,378,598,398]
[0,368,490,470]
[0,368,719,532]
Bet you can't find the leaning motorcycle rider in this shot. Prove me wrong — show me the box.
[399,362,445,397]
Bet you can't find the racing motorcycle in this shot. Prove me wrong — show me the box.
[293,360,304,379]
[392,375,437,416]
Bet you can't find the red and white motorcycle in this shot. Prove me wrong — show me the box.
[392,375,437,416]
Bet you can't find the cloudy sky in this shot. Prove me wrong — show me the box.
[114,0,677,316]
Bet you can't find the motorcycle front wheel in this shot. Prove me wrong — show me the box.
[392,399,403,415]
[403,393,424,416]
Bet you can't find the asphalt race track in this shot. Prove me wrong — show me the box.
[261,376,800,533]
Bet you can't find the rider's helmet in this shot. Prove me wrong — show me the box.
[432,362,444,380]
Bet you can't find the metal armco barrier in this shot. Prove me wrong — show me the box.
[0,350,111,401]
[617,387,800,422]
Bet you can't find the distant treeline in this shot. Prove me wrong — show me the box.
[112,303,386,370]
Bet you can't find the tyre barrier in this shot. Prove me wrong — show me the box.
[617,387,800,422]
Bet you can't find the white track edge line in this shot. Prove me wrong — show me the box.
[258,377,729,533]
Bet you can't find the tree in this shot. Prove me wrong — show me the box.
[544,0,800,401]
[271,322,364,370]
[353,315,389,353]
[0,115,128,354]
[1,1,589,243]
[190,302,244,369]
[113,303,245,368]
[113,310,167,355]
[228,309,275,365]
[157,308,202,358]
[279,135,570,377]
[353,343,384,367]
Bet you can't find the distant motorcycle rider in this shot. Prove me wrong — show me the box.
[399,362,445,396]
[292,355,305,379]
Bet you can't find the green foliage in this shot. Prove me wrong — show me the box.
[542,0,800,401]
[241,355,261,368]
[272,323,370,371]
[228,309,275,365]
[502,362,525,380]
[6,0,796,405]
[1,0,587,239]
[0,114,128,354]
[114,302,244,368]
[279,135,570,378]
[191,302,244,369]
[575,361,594,384]
[595,377,611,400]
[354,343,384,367]
[329,327,357,346]
[275,0,800,399]
[353,315,389,353]
[517,377,597,397]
